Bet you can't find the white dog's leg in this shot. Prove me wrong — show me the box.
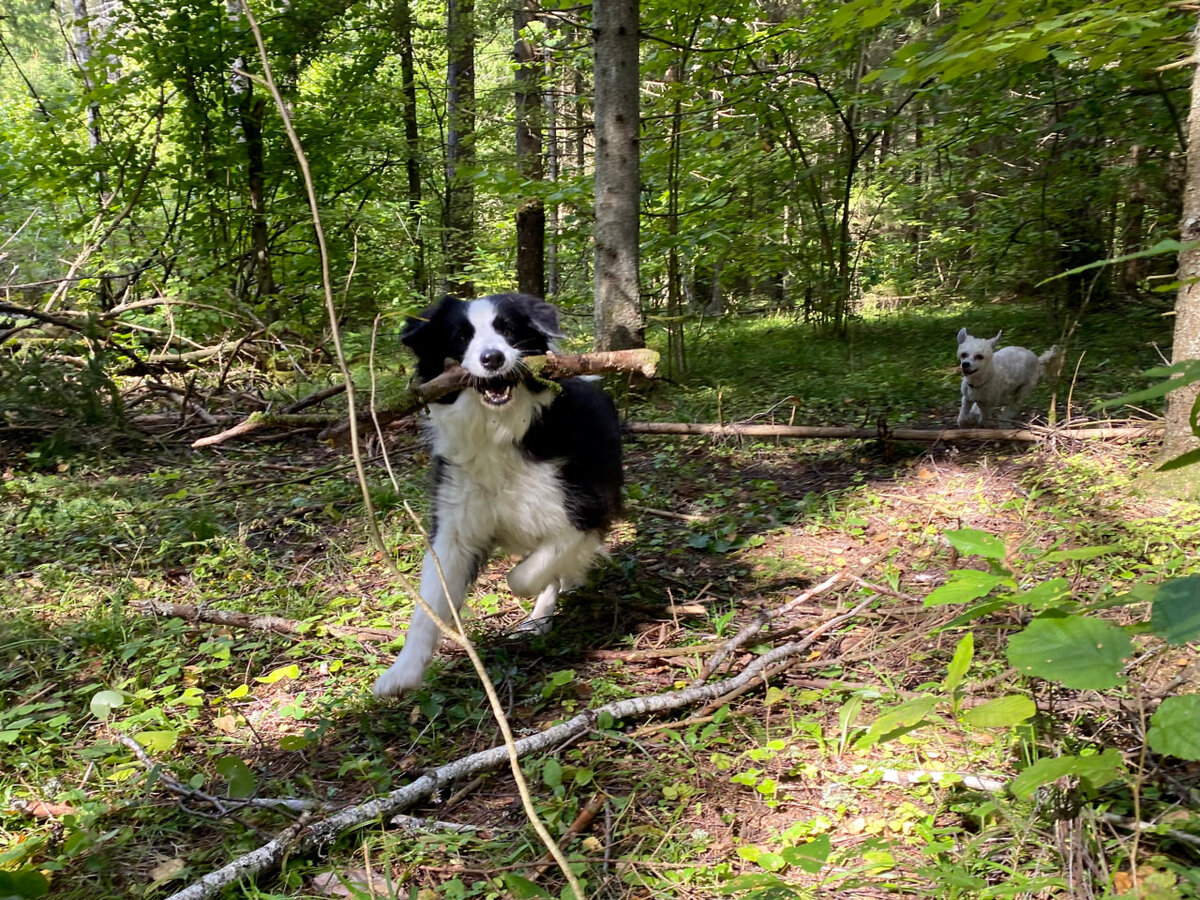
[957,390,973,428]
[373,535,481,698]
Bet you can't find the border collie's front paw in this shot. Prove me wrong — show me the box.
[373,659,426,698]
[512,615,554,637]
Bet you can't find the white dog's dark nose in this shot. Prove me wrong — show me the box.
[480,349,505,371]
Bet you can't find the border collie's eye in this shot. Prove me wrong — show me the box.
[494,320,513,339]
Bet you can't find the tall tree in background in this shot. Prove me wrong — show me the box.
[592,0,644,350]
[513,0,544,297]
[1162,14,1200,476]
[443,0,475,297]
[392,0,426,299]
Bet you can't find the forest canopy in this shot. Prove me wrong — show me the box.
[0,0,1190,343]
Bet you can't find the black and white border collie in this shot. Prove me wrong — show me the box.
[373,293,623,697]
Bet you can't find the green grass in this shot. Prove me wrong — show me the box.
[0,301,1196,900]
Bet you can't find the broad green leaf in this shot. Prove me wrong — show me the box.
[1041,546,1115,563]
[1158,447,1200,472]
[925,570,1013,606]
[542,758,563,789]
[860,695,938,747]
[961,694,1036,728]
[1150,576,1200,645]
[0,868,50,899]
[1006,616,1132,690]
[945,528,1007,560]
[215,756,256,799]
[780,834,831,874]
[90,689,126,720]
[1099,358,1200,409]
[1010,749,1125,799]
[942,633,974,695]
[279,735,311,751]
[1014,578,1070,610]
[134,730,180,753]
[1040,239,1196,287]
[1147,694,1200,761]
[254,664,300,684]
[502,873,553,899]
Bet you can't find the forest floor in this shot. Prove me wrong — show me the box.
[1,302,1198,900]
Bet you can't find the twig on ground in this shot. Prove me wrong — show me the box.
[625,502,710,524]
[695,568,852,683]
[114,732,326,815]
[851,765,1008,793]
[529,794,607,880]
[133,599,400,643]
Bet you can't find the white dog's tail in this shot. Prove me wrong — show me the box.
[1039,345,1064,380]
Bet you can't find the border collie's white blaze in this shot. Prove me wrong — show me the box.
[373,293,623,697]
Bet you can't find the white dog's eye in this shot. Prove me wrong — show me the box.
[974,354,984,360]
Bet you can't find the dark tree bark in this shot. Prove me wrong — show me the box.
[392,0,427,297]
[544,51,560,300]
[592,0,644,350]
[239,96,276,302]
[443,0,476,297]
[514,0,544,297]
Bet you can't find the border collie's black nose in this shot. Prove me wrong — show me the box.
[480,349,505,371]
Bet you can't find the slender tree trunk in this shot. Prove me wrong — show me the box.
[393,0,426,298]
[544,51,560,300]
[514,0,544,297]
[443,0,476,297]
[239,96,275,303]
[592,0,644,350]
[1161,22,1200,481]
[1119,144,1146,296]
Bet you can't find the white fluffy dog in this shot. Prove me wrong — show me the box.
[956,328,1061,428]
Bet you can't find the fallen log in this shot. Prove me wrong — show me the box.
[191,349,659,449]
[623,421,1163,443]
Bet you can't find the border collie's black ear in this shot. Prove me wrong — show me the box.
[401,295,459,350]
[527,297,565,340]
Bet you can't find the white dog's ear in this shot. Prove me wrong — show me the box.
[990,331,1002,346]
[957,327,968,345]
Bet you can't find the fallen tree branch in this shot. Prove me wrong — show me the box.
[624,421,1163,443]
[133,599,400,643]
[162,607,861,900]
[191,348,659,449]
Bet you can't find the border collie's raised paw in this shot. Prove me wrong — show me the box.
[373,294,623,696]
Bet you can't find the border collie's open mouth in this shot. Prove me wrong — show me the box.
[475,376,517,407]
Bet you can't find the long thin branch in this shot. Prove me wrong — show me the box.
[624,421,1163,443]
[190,349,659,448]
[161,603,872,900]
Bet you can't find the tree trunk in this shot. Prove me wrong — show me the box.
[240,97,276,303]
[544,51,560,300]
[393,0,427,298]
[443,0,476,297]
[514,0,545,297]
[592,0,644,350]
[1161,22,1200,482]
